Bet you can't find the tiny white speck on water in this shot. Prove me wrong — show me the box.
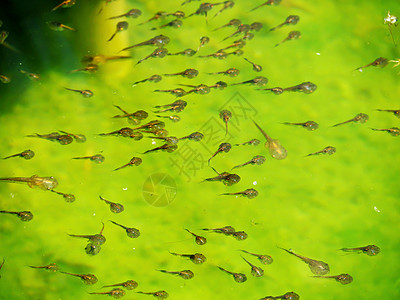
[253,181,257,185]
[316,52,321,55]
[122,187,128,191]
[10,193,14,198]
[374,206,381,213]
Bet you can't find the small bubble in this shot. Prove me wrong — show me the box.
[123,187,128,191]
[316,52,321,55]
[374,206,381,213]
[253,181,257,185]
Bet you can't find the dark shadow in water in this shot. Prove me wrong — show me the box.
[0,0,101,113]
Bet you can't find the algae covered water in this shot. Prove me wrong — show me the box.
[0,0,399,299]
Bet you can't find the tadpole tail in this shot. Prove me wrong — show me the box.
[270,23,284,31]
[107,13,125,20]
[249,3,265,12]
[0,177,29,183]
[207,153,217,165]
[119,44,144,52]
[252,120,271,141]
[332,120,352,127]
[107,32,117,42]
[113,165,127,171]
[3,154,20,159]
[132,79,146,85]
[305,152,318,157]
[0,210,17,215]
[51,3,63,12]
[221,33,235,42]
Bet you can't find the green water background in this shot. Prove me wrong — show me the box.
[0,0,399,299]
